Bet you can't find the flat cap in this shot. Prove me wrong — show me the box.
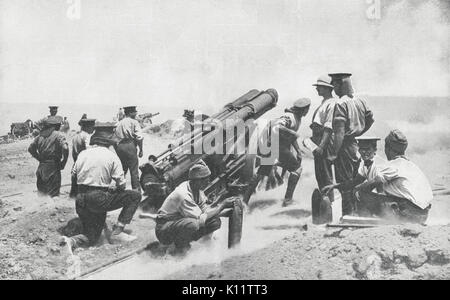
[292,98,311,109]
[356,136,381,146]
[90,122,117,146]
[48,106,59,109]
[312,75,334,88]
[123,106,137,113]
[79,118,96,125]
[188,160,211,180]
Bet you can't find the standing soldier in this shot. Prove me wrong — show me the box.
[244,99,311,207]
[35,106,63,131]
[310,75,337,196]
[28,116,69,197]
[69,118,96,198]
[114,106,144,192]
[329,73,375,215]
[63,122,142,249]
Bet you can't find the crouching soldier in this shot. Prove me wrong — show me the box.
[139,155,168,211]
[356,130,432,224]
[321,137,385,222]
[62,122,142,250]
[155,161,235,256]
[28,116,69,197]
[325,131,433,224]
[243,98,311,207]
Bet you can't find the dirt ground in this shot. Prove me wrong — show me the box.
[1,110,450,280]
[0,134,165,280]
[166,224,450,280]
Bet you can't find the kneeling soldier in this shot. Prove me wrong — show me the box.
[62,122,142,250]
[155,161,235,255]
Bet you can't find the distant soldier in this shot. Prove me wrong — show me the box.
[78,113,87,126]
[117,108,125,121]
[243,99,311,207]
[114,106,144,192]
[63,122,142,249]
[69,118,96,198]
[35,106,63,131]
[72,118,96,162]
[28,116,69,197]
[329,73,375,215]
[61,117,70,133]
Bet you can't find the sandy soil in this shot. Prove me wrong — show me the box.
[0,134,168,280]
[1,111,450,280]
[166,224,450,280]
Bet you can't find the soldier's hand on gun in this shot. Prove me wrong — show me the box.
[222,198,236,209]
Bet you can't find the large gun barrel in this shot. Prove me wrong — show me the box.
[155,89,277,187]
[141,88,278,248]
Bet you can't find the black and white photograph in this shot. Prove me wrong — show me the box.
[0,0,449,283]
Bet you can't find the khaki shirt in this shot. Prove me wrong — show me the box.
[333,95,373,137]
[376,156,433,209]
[312,98,336,130]
[114,117,143,142]
[72,146,126,187]
[157,181,208,226]
[72,131,91,161]
[29,128,67,162]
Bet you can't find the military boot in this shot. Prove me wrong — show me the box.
[282,172,300,207]
[243,174,263,205]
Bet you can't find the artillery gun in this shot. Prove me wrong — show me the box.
[137,112,160,127]
[10,120,35,138]
[140,89,278,248]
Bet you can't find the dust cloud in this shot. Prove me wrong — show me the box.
[0,0,448,113]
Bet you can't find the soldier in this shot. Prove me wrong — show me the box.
[117,108,125,122]
[310,75,337,197]
[329,73,375,215]
[35,106,64,131]
[114,106,144,192]
[62,122,142,249]
[28,116,69,197]
[244,98,311,207]
[322,137,386,210]
[330,131,432,224]
[139,155,168,211]
[155,161,235,255]
[69,118,96,198]
[61,117,70,133]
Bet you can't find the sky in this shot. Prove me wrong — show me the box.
[0,0,449,112]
